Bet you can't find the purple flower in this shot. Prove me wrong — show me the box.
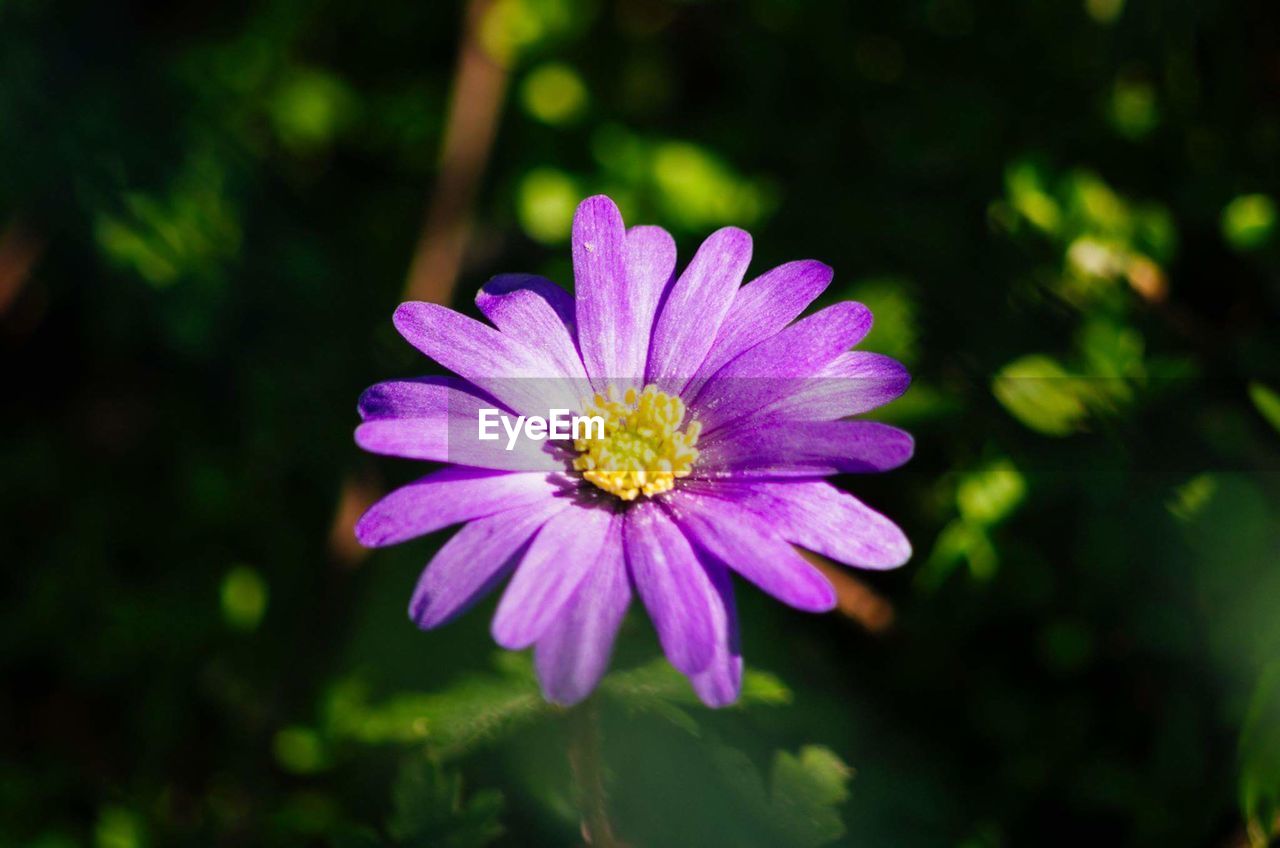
[355,195,912,707]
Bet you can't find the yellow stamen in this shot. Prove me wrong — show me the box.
[572,384,702,501]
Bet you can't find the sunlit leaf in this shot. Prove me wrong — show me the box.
[956,459,1026,526]
[325,656,552,759]
[921,518,999,586]
[1248,382,1280,434]
[1167,473,1218,522]
[1070,171,1130,234]
[601,658,790,712]
[93,152,241,287]
[704,743,853,848]
[992,355,1090,436]
[1005,160,1062,234]
[769,746,853,847]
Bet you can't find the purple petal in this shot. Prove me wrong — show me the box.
[492,504,617,650]
[683,260,833,400]
[699,479,911,569]
[355,378,558,470]
[358,377,457,421]
[354,417,450,462]
[618,224,678,387]
[410,498,571,628]
[647,227,753,394]
[666,493,835,612]
[687,557,742,708]
[355,419,562,471]
[696,420,914,477]
[534,519,631,705]
[624,501,718,675]
[572,196,632,388]
[744,352,911,424]
[691,302,873,434]
[393,302,577,415]
[477,273,575,329]
[355,467,563,547]
[476,275,587,384]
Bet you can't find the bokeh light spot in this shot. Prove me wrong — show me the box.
[520,62,588,125]
[1085,0,1124,24]
[1222,194,1276,250]
[651,142,768,230]
[1109,78,1159,140]
[95,806,144,848]
[273,726,329,774]
[517,168,580,243]
[221,565,268,632]
[269,70,356,151]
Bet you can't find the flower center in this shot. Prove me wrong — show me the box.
[572,384,702,501]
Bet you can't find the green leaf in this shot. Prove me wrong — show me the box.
[921,518,999,587]
[956,459,1026,526]
[1249,382,1280,435]
[769,746,854,847]
[1005,159,1062,234]
[387,759,504,848]
[325,655,554,759]
[600,658,791,729]
[992,355,1091,436]
[705,744,853,848]
[742,668,794,706]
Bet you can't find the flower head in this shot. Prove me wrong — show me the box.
[355,195,913,707]
[573,384,701,500]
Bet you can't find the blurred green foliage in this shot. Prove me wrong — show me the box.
[2,0,1279,846]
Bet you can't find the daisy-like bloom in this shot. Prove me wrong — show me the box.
[355,195,913,707]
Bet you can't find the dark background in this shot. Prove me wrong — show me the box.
[3,0,1280,845]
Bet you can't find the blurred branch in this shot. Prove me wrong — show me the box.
[339,0,512,565]
[327,471,380,568]
[569,699,620,848]
[802,551,896,634]
[0,219,44,317]
[402,0,510,305]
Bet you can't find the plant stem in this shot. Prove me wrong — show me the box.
[568,698,618,847]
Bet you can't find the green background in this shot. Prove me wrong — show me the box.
[3,0,1280,845]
